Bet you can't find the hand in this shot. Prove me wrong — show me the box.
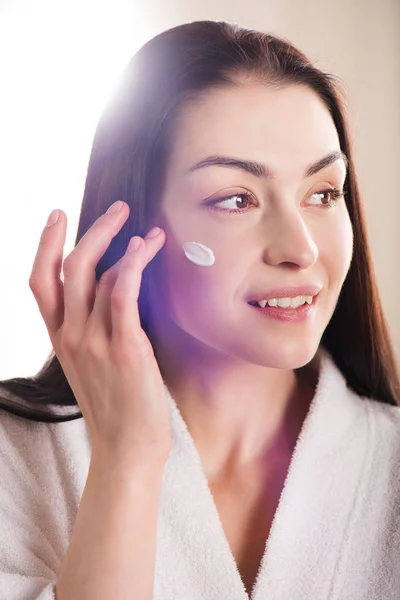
[29,201,171,467]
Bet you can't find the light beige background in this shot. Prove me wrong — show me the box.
[0,0,399,378]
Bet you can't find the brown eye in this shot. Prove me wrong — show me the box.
[205,192,254,215]
[308,188,344,208]
[232,194,251,209]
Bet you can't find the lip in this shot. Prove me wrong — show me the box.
[247,285,322,303]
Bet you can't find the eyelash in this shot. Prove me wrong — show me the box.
[204,187,345,215]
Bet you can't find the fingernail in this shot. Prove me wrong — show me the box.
[147,227,161,238]
[127,237,141,252]
[106,201,123,215]
[46,209,60,227]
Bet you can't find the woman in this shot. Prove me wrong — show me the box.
[0,20,399,600]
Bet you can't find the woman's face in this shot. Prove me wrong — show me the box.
[151,82,353,369]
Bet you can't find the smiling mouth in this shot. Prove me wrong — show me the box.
[247,296,316,309]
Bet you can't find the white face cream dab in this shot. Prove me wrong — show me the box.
[182,241,215,266]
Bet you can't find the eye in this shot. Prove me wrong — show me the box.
[204,187,345,216]
[204,192,254,215]
[307,187,345,208]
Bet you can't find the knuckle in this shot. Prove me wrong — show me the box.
[98,269,118,289]
[28,275,42,295]
[60,330,79,355]
[82,335,106,359]
[112,332,153,363]
[110,288,127,309]
[62,254,79,276]
[38,236,53,249]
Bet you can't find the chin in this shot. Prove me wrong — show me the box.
[236,337,321,370]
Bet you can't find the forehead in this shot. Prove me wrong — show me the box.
[169,83,341,179]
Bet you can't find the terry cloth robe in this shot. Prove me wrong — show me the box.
[0,346,400,600]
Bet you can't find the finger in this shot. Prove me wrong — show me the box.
[29,210,67,334]
[62,201,129,339]
[109,229,166,345]
[90,227,165,338]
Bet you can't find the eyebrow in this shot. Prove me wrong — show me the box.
[187,150,348,179]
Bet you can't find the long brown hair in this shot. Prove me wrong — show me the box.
[1,20,399,422]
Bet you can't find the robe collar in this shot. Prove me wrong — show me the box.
[156,346,369,600]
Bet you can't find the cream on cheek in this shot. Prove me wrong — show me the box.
[182,241,215,266]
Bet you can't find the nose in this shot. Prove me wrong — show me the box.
[262,205,318,269]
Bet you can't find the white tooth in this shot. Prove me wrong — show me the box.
[276,297,291,308]
[259,295,312,308]
[291,295,305,308]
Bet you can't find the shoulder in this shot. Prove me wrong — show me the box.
[0,407,91,580]
[321,348,400,440]
[357,394,400,434]
[0,407,91,502]
[0,409,53,483]
[0,409,91,595]
[348,392,400,473]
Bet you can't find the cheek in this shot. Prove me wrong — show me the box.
[318,212,354,288]
[157,207,240,309]
[158,228,242,338]
[166,248,230,319]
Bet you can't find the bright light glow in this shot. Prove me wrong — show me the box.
[0,0,150,378]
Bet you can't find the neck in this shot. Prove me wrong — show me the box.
[148,313,319,478]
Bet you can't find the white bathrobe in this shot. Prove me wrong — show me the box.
[0,347,399,599]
